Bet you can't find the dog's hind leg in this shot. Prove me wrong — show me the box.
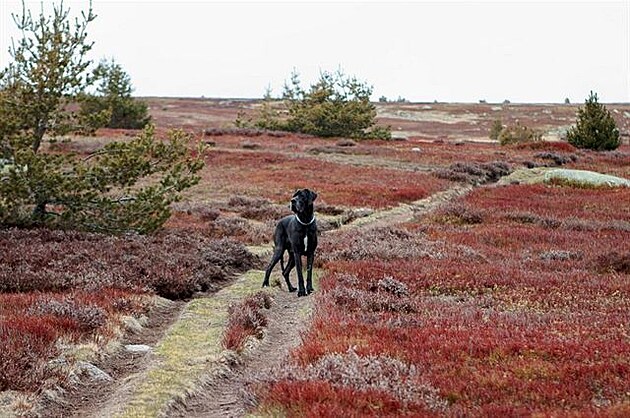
[262,246,284,288]
[306,253,315,294]
[281,253,297,292]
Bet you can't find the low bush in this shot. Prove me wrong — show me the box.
[434,161,511,185]
[0,228,259,299]
[534,152,578,166]
[514,141,577,152]
[593,251,630,274]
[328,287,417,314]
[498,122,542,146]
[432,204,484,225]
[0,317,62,391]
[222,291,273,352]
[318,226,446,263]
[205,216,271,245]
[488,119,504,140]
[263,349,445,412]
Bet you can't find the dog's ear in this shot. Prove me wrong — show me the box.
[310,190,318,202]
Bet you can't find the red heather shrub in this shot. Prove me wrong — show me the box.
[258,380,422,418]
[28,298,106,332]
[593,251,630,274]
[0,317,62,391]
[327,287,416,314]
[0,228,260,299]
[318,226,446,264]
[432,204,484,225]
[222,291,273,352]
[205,216,271,245]
[460,184,630,223]
[433,161,512,185]
[514,141,577,152]
[258,349,446,415]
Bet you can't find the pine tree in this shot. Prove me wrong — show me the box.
[566,91,620,151]
[0,1,203,233]
[79,58,151,130]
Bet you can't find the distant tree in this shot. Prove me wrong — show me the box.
[498,121,542,146]
[489,119,504,140]
[239,69,391,139]
[378,95,388,103]
[564,97,571,104]
[566,91,619,150]
[79,58,151,131]
[0,1,203,233]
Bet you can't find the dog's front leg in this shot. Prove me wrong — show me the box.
[306,253,315,294]
[292,247,306,297]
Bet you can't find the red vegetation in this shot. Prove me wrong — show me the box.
[0,228,261,394]
[460,183,630,223]
[0,228,260,298]
[0,289,146,392]
[202,150,452,208]
[222,291,273,352]
[259,380,422,418]
[259,182,630,415]
[514,141,577,152]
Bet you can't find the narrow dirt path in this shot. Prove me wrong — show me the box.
[343,183,472,230]
[172,285,312,417]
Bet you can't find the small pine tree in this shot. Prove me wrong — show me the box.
[79,58,151,130]
[237,69,391,140]
[489,119,503,140]
[566,91,620,150]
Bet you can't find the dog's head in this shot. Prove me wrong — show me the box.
[290,189,318,214]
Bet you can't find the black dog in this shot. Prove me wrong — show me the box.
[262,189,318,296]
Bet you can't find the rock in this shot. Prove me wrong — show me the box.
[499,167,630,187]
[75,361,112,382]
[125,344,152,354]
[543,169,630,187]
[411,147,421,152]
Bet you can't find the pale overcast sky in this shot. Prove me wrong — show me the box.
[1,0,629,103]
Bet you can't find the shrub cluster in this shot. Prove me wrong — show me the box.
[497,122,542,145]
[265,349,446,411]
[237,70,391,140]
[222,291,273,352]
[524,152,579,168]
[434,161,511,185]
[0,288,147,392]
[432,204,484,225]
[0,317,62,391]
[0,228,260,299]
[328,287,416,314]
[227,195,290,222]
[318,226,446,263]
[205,216,271,245]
